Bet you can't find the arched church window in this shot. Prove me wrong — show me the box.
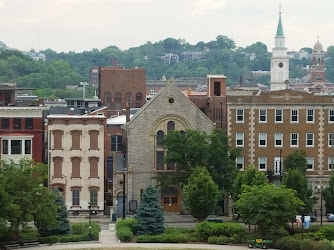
[104,92,111,108]
[125,92,132,107]
[157,130,164,146]
[167,121,175,132]
[115,92,122,110]
[135,92,142,108]
[317,58,321,65]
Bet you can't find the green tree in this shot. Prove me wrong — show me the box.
[0,160,57,240]
[283,169,314,212]
[183,166,220,221]
[136,184,164,235]
[284,149,307,173]
[38,188,70,236]
[323,173,334,213]
[231,166,268,201]
[234,184,303,237]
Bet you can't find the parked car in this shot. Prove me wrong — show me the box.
[327,213,334,221]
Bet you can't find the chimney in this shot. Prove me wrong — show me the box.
[126,102,130,122]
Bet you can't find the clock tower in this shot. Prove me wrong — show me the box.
[270,9,289,91]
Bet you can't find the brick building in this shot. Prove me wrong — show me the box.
[227,89,334,214]
[99,67,146,112]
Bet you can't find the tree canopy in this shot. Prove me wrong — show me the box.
[283,149,308,173]
[183,166,220,221]
[323,173,334,213]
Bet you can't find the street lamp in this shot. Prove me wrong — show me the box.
[317,185,326,225]
[88,201,92,240]
[300,207,305,240]
[122,166,127,219]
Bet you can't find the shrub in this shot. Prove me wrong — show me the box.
[59,234,89,242]
[217,235,229,245]
[19,230,40,240]
[293,232,325,241]
[319,226,334,241]
[196,221,246,240]
[208,236,217,244]
[117,227,133,242]
[38,235,59,245]
[313,240,333,250]
[71,223,86,235]
[115,218,138,232]
[299,239,316,250]
[136,233,188,243]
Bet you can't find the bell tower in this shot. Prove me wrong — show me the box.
[311,38,326,83]
[270,7,289,91]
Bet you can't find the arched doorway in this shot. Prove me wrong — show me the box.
[161,187,180,212]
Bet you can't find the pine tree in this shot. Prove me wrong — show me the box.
[38,188,70,236]
[136,184,164,235]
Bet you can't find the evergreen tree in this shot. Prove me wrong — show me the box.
[38,188,70,236]
[136,184,164,235]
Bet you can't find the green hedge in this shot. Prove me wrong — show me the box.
[196,221,246,240]
[136,233,189,243]
[208,235,229,245]
[117,227,133,242]
[274,236,333,250]
[319,226,334,241]
[115,218,138,231]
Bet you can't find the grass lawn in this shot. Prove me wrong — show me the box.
[62,248,204,250]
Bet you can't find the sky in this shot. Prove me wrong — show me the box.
[0,0,333,53]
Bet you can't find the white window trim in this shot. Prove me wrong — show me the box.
[236,133,244,147]
[274,133,283,147]
[306,133,314,147]
[306,157,314,171]
[258,133,267,147]
[236,109,244,123]
[1,136,34,156]
[290,110,299,123]
[275,109,283,123]
[328,133,334,147]
[328,157,334,170]
[290,133,299,147]
[258,157,267,171]
[259,109,267,123]
[306,109,314,123]
[329,110,334,123]
[236,157,244,170]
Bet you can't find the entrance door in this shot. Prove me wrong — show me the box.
[161,187,180,212]
[117,196,124,217]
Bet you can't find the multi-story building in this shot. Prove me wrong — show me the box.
[48,113,106,215]
[99,67,146,112]
[227,89,334,214]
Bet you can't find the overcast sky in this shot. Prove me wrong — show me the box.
[0,0,333,53]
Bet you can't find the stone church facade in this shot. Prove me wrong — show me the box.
[119,79,215,213]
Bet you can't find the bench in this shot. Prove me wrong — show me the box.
[3,243,20,250]
[21,241,39,248]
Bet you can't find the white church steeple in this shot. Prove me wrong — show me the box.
[270,7,289,91]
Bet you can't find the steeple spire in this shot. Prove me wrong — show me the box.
[276,5,284,37]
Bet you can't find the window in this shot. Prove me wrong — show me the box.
[135,92,142,108]
[89,157,99,178]
[72,189,80,206]
[258,157,267,170]
[25,118,33,129]
[307,110,314,122]
[166,152,175,170]
[25,140,31,154]
[1,118,9,129]
[11,140,22,154]
[329,158,334,170]
[90,189,98,206]
[275,133,283,146]
[214,82,221,96]
[290,133,298,147]
[306,157,314,170]
[2,140,8,154]
[306,133,314,147]
[77,101,83,107]
[275,110,283,122]
[71,130,81,150]
[167,121,175,131]
[259,133,267,147]
[68,101,75,107]
[291,110,298,123]
[236,109,244,122]
[236,133,244,147]
[13,118,21,129]
[156,151,164,170]
[89,130,99,150]
[259,109,267,122]
[53,157,63,178]
[235,157,244,170]
[71,157,81,178]
[329,110,334,122]
[53,130,63,150]
[156,130,164,146]
[329,133,334,147]
[115,92,122,110]
[111,135,123,152]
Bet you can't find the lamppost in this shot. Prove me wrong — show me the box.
[317,185,326,225]
[88,201,92,240]
[301,207,305,240]
[122,167,126,219]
